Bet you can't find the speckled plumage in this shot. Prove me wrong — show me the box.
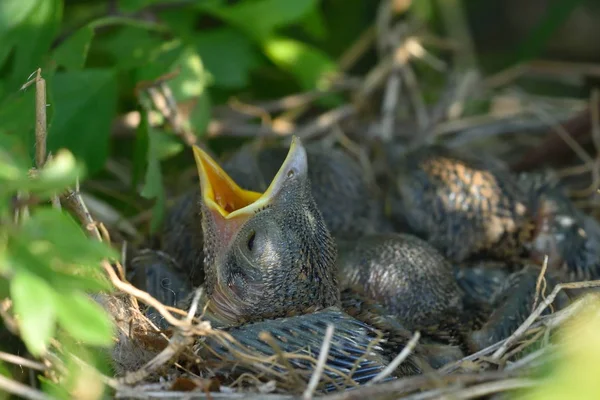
[195,308,417,393]
[336,233,464,340]
[389,145,532,263]
[199,141,339,326]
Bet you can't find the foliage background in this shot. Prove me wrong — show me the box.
[1,0,600,398]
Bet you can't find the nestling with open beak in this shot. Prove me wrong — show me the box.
[184,136,425,388]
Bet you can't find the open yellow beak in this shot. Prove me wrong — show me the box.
[192,136,305,219]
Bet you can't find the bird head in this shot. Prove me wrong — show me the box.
[193,137,339,326]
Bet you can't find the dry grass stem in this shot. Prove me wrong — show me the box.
[491,280,600,361]
[0,374,52,400]
[0,351,46,371]
[302,324,335,399]
[368,331,420,385]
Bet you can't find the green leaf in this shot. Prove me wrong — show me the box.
[11,271,56,356]
[118,0,167,13]
[4,0,63,93]
[21,208,117,263]
[54,292,114,346]
[263,36,337,90]
[132,108,150,190]
[48,69,117,174]
[190,92,212,138]
[194,28,259,89]
[202,0,319,40]
[0,86,36,146]
[140,124,165,233]
[52,25,94,70]
[93,25,169,70]
[411,0,433,22]
[301,6,328,40]
[169,46,212,100]
[24,150,83,199]
[0,0,39,35]
[515,0,584,63]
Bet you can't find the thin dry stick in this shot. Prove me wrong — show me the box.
[101,260,199,329]
[402,378,537,400]
[338,26,376,71]
[400,59,429,130]
[118,330,196,386]
[303,324,335,399]
[491,280,600,361]
[532,255,549,312]
[368,330,420,385]
[34,69,47,168]
[527,98,594,167]
[185,287,204,324]
[293,104,356,141]
[0,374,52,400]
[61,181,103,241]
[0,351,46,371]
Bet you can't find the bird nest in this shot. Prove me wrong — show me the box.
[9,2,600,399]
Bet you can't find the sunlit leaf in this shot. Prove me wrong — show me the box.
[25,150,82,198]
[0,0,39,35]
[194,28,259,89]
[53,25,94,70]
[169,46,212,100]
[518,296,600,400]
[263,36,337,90]
[7,234,113,293]
[48,69,117,174]
[54,291,114,346]
[11,271,56,356]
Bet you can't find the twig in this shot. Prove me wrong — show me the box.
[320,371,521,400]
[134,68,181,95]
[34,69,47,169]
[101,260,204,330]
[145,85,197,146]
[402,378,537,400]
[185,287,204,324]
[61,181,103,241]
[368,330,420,385]
[118,331,195,386]
[0,374,52,400]
[293,104,356,141]
[338,27,376,71]
[491,280,600,361]
[400,57,428,130]
[532,255,549,312]
[302,324,335,399]
[0,351,46,371]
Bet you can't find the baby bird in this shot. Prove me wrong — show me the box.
[388,144,532,263]
[186,137,423,390]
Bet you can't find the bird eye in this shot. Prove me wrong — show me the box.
[287,169,296,178]
[247,231,256,251]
